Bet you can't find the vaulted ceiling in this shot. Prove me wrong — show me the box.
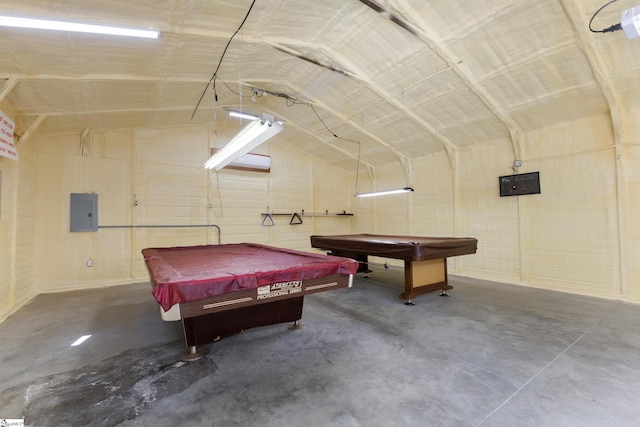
[2,0,639,171]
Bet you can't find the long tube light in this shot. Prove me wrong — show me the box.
[228,110,260,121]
[0,15,160,39]
[355,187,414,198]
[204,115,283,171]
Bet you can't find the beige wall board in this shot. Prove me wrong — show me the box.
[36,133,83,155]
[507,88,609,132]
[523,151,622,295]
[479,52,598,106]
[132,229,211,281]
[410,153,455,237]
[312,160,353,210]
[435,2,572,72]
[32,153,133,292]
[267,223,315,251]
[134,127,209,167]
[438,121,510,148]
[362,162,415,236]
[0,106,33,320]
[311,159,354,239]
[622,107,640,142]
[456,141,521,277]
[0,157,17,321]
[15,140,35,306]
[351,169,375,233]
[622,144,639,299]
[390,134,447,160]
[524,115,615,161]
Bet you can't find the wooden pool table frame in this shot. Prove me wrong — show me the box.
[310,234,478,302]
[142,243,357,359]
[171,274,352,347]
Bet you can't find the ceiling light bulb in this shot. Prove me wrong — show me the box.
[203,118,283,171]
[355,187,414,198]
[228,110,259,120]
[0,15,159,38]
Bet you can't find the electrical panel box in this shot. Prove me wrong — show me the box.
[70,193,98,232]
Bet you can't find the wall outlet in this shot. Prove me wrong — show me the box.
[87,258,93,267]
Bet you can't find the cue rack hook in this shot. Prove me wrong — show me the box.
[261,213,275,226]
[260,209,353,226]
[260,212,303,226]
[289,213,303,225]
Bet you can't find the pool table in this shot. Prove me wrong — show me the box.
[310,234,478,303]
[142,243,358,359]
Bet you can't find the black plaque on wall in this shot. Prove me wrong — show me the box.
[499,172,541,197]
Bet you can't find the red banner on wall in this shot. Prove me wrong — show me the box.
[0,110,18,161]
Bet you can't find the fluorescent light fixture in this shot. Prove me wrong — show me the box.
[70,334,92,346]
[355,186,414,198]
[0,15,159,39]
[204,114,283,171]
[228,110,260,121]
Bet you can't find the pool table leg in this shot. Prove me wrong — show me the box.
[179,297,305,360]
[288,319,304,330]
[182,345,207,362]
[400,258,452,302]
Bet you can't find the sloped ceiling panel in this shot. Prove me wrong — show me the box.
[2,0,640,171]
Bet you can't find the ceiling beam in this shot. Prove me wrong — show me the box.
[557,0,629,298]
[0,77,18,104]
[393,1,525,160]
[15,114,46,147]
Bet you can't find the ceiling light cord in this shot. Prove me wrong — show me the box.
[191,0,257,119]
[309,104,364,194]
[354,140,362,195]
[589,0,622,33]
[309,104,359,144]
[217,78,308,108]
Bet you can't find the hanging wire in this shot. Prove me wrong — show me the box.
[191,0,257,119]
[354,139,362,195]
[589,0,622,33]
[309,104,360,144]
[309,104,363,194]
[209,81,225,218]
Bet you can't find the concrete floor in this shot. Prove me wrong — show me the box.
[2,265,640,427]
